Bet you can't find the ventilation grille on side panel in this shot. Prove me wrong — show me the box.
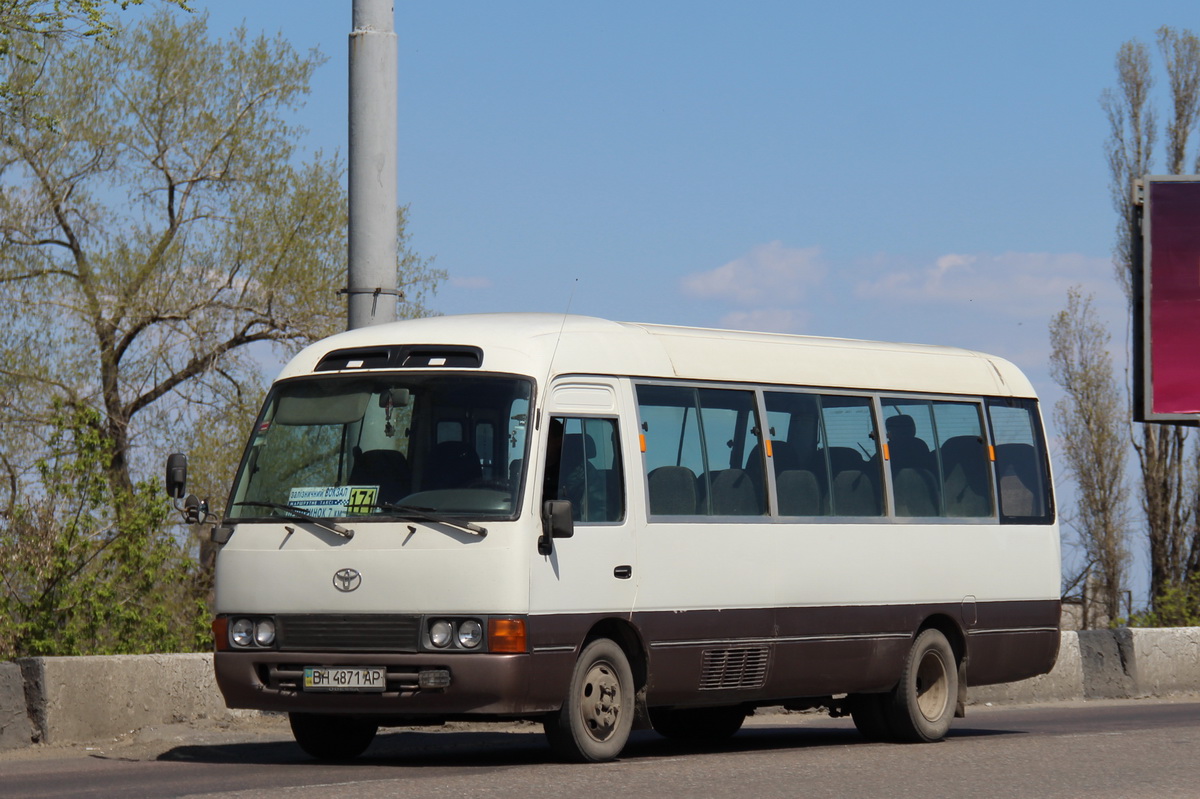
[699,645,770,690]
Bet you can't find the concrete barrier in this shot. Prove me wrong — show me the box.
[7,653,253,750]
[967,628,1200,704]
[1121,627,1200,696]
[2,628,1199,752]
[0,661,33,751]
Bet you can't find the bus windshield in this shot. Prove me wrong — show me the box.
[226,374,532,521]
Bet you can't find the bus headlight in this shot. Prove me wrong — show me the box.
[231,618,254,647]
[457,619,483,649]
[224,616,277,649]
[254,618,276,647]
[430,620,453,648]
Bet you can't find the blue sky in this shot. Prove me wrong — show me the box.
[185,1,1200,602]
[191,2,1154,357]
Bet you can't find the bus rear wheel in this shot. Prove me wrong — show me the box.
[288,713,377,761]
[886,628,957,743]
[543,638,635,762]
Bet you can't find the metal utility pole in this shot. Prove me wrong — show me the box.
[346,0,399,330]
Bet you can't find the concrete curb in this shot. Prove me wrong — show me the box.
[963,628,1200,705]
[1122,627,1200,696]
[3,653,256,750]
[2,628,1199,751]
[0,661,33,751]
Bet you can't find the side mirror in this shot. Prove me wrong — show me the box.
[166,453,219,529]
[165,453,188,499]
[539,499,574,555]
[182,494,209,525]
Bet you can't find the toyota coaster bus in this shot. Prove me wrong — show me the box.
[166,313,1060,762]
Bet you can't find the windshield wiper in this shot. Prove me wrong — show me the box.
[375,502,488,538]
[231,501,354,539]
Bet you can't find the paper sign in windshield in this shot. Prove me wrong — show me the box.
[288,486,379,516]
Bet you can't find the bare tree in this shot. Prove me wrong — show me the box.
[0,11,440,502]
[1101,38,1154,299]
[1050,288,1130,625]
[1102,26,1199,611]
[0,11,442,654]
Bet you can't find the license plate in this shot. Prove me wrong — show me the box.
[303,666,386,692]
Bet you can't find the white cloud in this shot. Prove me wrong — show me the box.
[932,253,977,282]
[672,247,1127,390]
[854,251,1120,316]
[681,241,825,305]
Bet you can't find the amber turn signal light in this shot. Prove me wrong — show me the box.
[488,618,527,653]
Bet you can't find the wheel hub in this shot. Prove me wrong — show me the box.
[914,649,949,721]
[581,662,621,741]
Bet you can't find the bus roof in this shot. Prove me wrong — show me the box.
[277,313,1037,399]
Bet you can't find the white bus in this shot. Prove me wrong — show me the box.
[167,313,1060,762]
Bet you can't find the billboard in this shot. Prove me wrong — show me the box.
[1136,176,1200,424]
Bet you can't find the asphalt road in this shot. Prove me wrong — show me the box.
[2,699,1199,799]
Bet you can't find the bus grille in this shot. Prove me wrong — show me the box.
[276,614,421,652]
[699,646,770,690]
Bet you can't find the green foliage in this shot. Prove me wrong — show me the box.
[0,0,188,47]
[0,10,441,436]
[0,1,191,114]
[0,404,209,659]
[1124,575,1200,628]
[0,9,440,656]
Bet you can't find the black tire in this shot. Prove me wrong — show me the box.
[543,638,635,762]
[886,628,958,743]
[289,713,378,761]
[649,706,746,742]
[848,693,894,742]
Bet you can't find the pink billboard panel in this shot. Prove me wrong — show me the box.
[1147,180,1200,417]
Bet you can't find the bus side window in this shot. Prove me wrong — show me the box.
[695,388,765,516]
[881,399,940,517]
[987,399,1053,524]
[817,395,884,517]
[933,402,993,518]
[636,384,766,517]
[763,391,829,516]
[543,417,625,523]
[881,398,994,519]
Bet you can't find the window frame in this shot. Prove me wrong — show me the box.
[635,379,1049,526]
[985,397,1056,525]
[635,381,769,520]
[541,414,628,526]
[879,395,997,521]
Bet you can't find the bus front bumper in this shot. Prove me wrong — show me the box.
[213,650,570,718]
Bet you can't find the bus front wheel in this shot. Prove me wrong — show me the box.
[543,638,635,762]
[887,628,957,743]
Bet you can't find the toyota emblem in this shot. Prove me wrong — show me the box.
[333,568,362,592]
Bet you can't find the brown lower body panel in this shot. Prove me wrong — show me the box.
[214,650,569,717]
[213,599,1059,719]
[635,599,1060,707]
